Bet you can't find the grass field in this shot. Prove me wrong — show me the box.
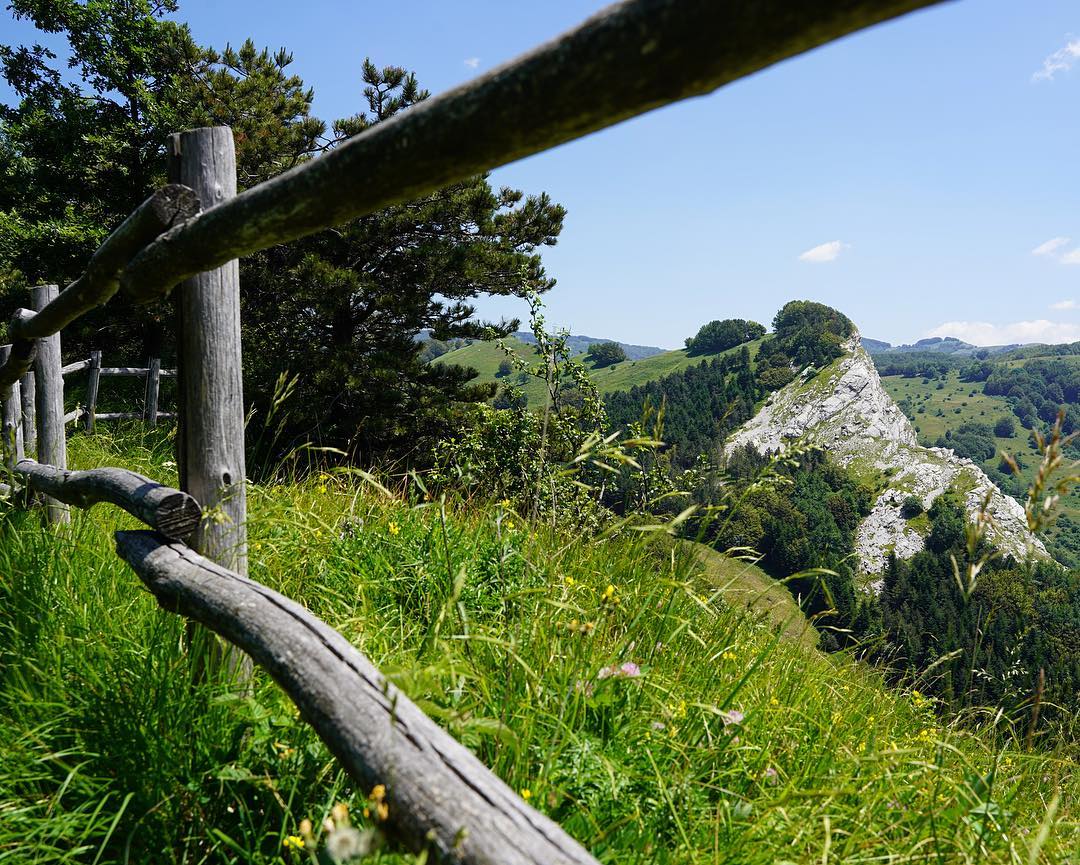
[1,427,1078,863]
[433,337,765,404]
[881,369,1080,560]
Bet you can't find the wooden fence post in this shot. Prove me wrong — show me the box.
[172,127,250,679]
[143,357,160,428]
[20,371,35,455]
[32,285,69,523]
[0,345,24,476]
[84,351,101,433]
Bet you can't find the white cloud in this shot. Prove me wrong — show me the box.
[1063,248,1080,265]
[1051,299,1077,310]
[1033,37,1080,81]
[926,320,1080,346]
[1032,236,1071,256]
[798,240,848,263]
[463,57,480,69]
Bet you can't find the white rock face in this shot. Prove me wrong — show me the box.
[726,333,1048,585]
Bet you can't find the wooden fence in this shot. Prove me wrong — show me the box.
[0,1,945,860]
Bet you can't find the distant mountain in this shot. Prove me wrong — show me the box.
[511,332,664,360]
[864,336,1018,357]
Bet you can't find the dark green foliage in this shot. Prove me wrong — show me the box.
[585,341,626,368]
[935,422,996,463]
[878,495,1080,714]
[717,447,872,646]
[983,359,1080,433]
[994,416,1016,438]
[605,346,762,469]
[872,353,965,379]
[684,318,765,355]
[756,300,854,373]
[496,358,514,378]
[900,495,923,519]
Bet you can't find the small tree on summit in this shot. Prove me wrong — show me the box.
[586,341,626,367]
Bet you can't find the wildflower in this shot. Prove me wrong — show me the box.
[520,788,532,801]
[719,709,744,728]
[763,766,779,785]
[500,498,512,508]
[388,521,400,536]
[601,583,617,604]
[721,651,737,662]
[318,483,328,494]
[325,825,370,862]
[283,835,305,850]
[368,784,389,822]
[563,575,576,586]
[597,661,641,680]
[299,819,314,842]
[769,696,780,707]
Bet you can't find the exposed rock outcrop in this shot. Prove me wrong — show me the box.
[726,334,1048,586]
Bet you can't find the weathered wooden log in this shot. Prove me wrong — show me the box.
[99,366,151,376]
[19,461,200,540]
[173,126,251,682]
[119,0,943,304]
[61,359,91,376]
[84,351,101,433]
[32,285,69,524]
[20,371,35,455]
[114,530,600,865]
[143,359,161,428]
[62,409,80,425]
[0,346,25,474]
[0,186,198,390]
[160,369,177,378]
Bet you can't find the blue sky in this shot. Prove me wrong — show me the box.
[3,1,1079,348]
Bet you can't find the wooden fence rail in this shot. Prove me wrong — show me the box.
[0,0,949,859]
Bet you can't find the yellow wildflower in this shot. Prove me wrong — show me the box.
[520,788,532,801]
[770,696,780,707]
[721,651,737,662]
[388,521,400,536]
[283,835,305,850]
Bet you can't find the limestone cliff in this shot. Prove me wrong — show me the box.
[726,334,1048,584]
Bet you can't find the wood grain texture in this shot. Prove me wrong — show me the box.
[143,358,161,427]
[119,0,944,303]
[31,285,69,524]
[0,346,24,472]
[84,351,101,432]
[19,460,200,540]
[100,367,151,376]
[20,371,35,455]
[0,186,198,390]
[61,359,91,376]
[173,128,248,576]
[115,531,600,865]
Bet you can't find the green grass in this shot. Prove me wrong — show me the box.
[0,428,1078,863]
[881,370,1080,559]
[433,337,765,405]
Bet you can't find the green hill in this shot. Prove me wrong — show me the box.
[433,336,766,404]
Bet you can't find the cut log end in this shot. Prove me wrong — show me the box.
[155,491,202,541]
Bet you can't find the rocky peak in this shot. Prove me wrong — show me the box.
[726,332,1048,583]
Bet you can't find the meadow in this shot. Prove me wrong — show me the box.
[0,426,1076,863]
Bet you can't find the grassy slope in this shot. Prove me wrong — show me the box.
[0,429,1076,863]
[433,337,766,404]
[687,542,819,650]
[880,369,1080,557]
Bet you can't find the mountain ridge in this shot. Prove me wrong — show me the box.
[725,333,1048,582]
